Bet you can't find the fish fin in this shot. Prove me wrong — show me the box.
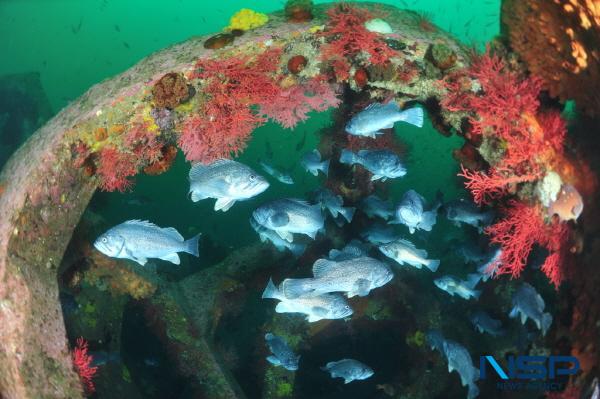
[340,207,356,223]
[188,163,207,181]
[339,149,356,165]
[395,238,417,250]
[420,210,437,231]
[312,258,338,277]
[508,306,519,319]
[262,278,282,300]
[344,378,352,384]
[541,313,552,336]
[264,332,274,340]
[471,289,482,300]
[123,220,159,229]
[321,159,330,176]
[307,314,322,322]
[159,253,180,265]
[371,174,383,181]
[289,243,306,257]
[426,259,440,272]
[275,302,293,313]
[520,312,527,324]
[281,278,314,299]
[311,306,329,317]
[214,198,236,212]
[448,363,454,372]
[269,212,290,228]
[308,169,318,176]
[466,273,482,288]
[184,233,201,257]
[189,190,207,202]
[370,130,385,137]
[306,230,318,240]
[533,291,546,309]
[467,383,480,399]
[398,107,424,128]
[383,123,394,129]
[382,101,400,112]
[277,230,294,243]
[409,226,416,234]
[266,355,281,366]
[353,278,371,297]
[162,227,184,241]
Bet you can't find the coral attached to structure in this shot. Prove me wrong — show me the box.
[226,8,269,31]
[445,50,581,288]
[502,0,600,116]
[72,337,98,395]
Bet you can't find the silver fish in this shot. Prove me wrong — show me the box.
[345,102,423,138]
[426,329,446,353]
[262,278,353,322]
[314,188,355,224]
[188,159,269,212]
[301,149,329,176]
[327,240,370,261]
[444,199,494,230]
[94,220,200,266]
[443,340,480,399]
[265,333,300,371]
[393,190,440,234]
[321,359,374,384]
[476,248,502,282]
[361,222,399,244]
[509,283,552,336]
[455,241,492,264]
[340,149,406,181]
[434,274,482,300]
[281,256,393,298]
[378,239,440,272]
[252,198,325,242]
[361,194,394,220]
[469,311,505,336]
[259,160,294,185]
[250,217,306,257]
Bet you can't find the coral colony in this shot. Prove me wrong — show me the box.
[72,338,98,394]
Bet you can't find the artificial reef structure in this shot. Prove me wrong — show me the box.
[0,2,598,398]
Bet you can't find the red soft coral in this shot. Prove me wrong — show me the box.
[96,146,139,192]
[123,122,164,164]
[459,165,541,205]
[259,77,341,129]
[321,4,396,65]
[72,337,98,394]
[485,201,570,288]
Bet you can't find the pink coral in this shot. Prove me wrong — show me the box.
[96,146,139,192]
[321,4,396,65]
[259,78,341,129]
[72,337,98,394]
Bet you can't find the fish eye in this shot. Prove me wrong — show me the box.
[249,174,256,181]
[102,237,108,243]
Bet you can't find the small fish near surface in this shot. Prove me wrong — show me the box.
[509,283,552,336]
[361,194,395,220]
[442,340,480,399]
[252,198,325,242]
[265,333,300,371]
[392,190,441,234]
[301,149,329,177]
[262,278,353,322]
[250,217,306,257]
[314,188,355,224]
[444,198,494,231]
[321,359,374,384]
[340,149,407,181]
[280,255,393,298]
[188,159,269,212]
[259,160,294,185]
[469,310,505,337]
[94,220,201,266]
[434,274,482,300]
[345,102,424,138]
[378,238,440,272]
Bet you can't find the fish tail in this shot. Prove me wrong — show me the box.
[281,278,315,299]
[541,313,553,336]
[481,210,495,226]
[184,233,201,257]
[321,159,330,176]
[472,289,482,300]
[339,149,357,165]
[289,243,307,258]
[340,206,356,223]
[262,278,282,300]
[467,383,479,399]
[398,107,424,128]
[426,259,440,273]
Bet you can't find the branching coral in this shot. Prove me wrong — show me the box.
[72,337,98,394]
[502,0,600,116]
[321,4,396,66]
[96,146,139,192]
[446,50,576,287]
